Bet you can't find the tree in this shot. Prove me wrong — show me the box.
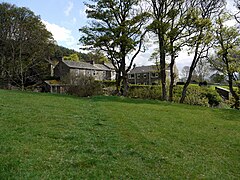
[64,53,80,62]
[148,0,192,101]
[195,58,211,82]
[210,73,225,84]
[181,66,190,81]
[210,13,240,109]
[179,0,225,103]
[148,0,170,100]
[86,50,109,64]
[0,3,54,90]
[79,0,150,96]
[234,0,240,23]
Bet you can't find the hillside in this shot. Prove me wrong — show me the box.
[0,90,239,179]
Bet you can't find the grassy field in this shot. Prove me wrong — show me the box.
[0,90,239,179]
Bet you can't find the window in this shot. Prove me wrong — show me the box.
[137,74,140,79]
[143,74,147,78]
[129,74,134,79]
[93,70,96,76]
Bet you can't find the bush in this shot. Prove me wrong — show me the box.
[63,73,103,97]
[202,88,222,107]
[185,87,209,107]
[176,82,185,85]
[101,80,116,87]
[128,85,162,100]
[173,85,222,107]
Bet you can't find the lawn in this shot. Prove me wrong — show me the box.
[0,90,239,179]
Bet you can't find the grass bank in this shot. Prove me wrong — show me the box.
[0,90,239,179]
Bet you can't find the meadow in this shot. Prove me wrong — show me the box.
[0,90,239,179]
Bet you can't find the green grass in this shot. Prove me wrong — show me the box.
[0,90,239,179]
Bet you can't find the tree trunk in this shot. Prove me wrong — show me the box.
[228,73,239,109]
[180,65,195,103]
[158,32,167,100]
[169,40,175,102]
[19,44,24,91]
[169,54,175,102]
[115,71,121,95]
[122,69,128,96]
[180,40,201,103]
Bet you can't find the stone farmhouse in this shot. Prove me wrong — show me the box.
[128,64,179,85]
[44,59,116,93]
[54,59,116,81]
[44,58,179,93]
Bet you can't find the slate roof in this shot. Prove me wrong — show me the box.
[129,65,159,74]
[104,62,115,70]
[129,65,171,74]
[94,64,111,71]
[62,60,99,70]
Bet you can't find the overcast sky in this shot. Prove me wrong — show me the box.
[1,0,237,71]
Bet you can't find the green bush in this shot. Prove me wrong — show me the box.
[128,85,162,100]
[101,80,116,87]
[185,87,209,107]
[63,73,103,97]
[173,85,222,107]
[202,88,222,107]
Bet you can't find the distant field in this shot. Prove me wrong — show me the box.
[0,90,239,179]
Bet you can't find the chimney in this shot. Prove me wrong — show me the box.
[89,60,94,65]
[133,63,136,69]
[58,57,64,62]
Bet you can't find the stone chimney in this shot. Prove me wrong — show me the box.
[89,60,94,65]
[133,63,136,69]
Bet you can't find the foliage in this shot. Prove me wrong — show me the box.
[128,85,162,100]
[52,45,109,64]
[101,80,116,87]
[209,73,225,84]
[53,45,81,59]
[0,3,54,89]
[174,85,222,107]
[148,0,189,101]
[86,50,109,64]
[79,0,150,95]
[0,90,239,179]
[179,0,225,103]
[63,73,103,97]
[127,84,222,107]
[64,53,80,62]
[210,12,240,109]
[195,58,211,81]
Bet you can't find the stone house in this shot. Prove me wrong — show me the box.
[54,59,116,81]
[43,80,66,93]
[128,64,179,85]
[100,62,116,81]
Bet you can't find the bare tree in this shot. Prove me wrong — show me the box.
[181,66,190,82]
[195,58,211,82]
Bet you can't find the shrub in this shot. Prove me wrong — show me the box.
[101,80,116,87]
[176,82,185,85]
[173,85,222,107]
[185,87,209,107]
[202,88,222,107]
[127,84,222,107]
[63,73,103,97]
[128,85,162,100]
